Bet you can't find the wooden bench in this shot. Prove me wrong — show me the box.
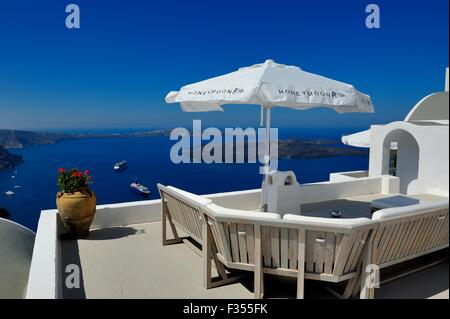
[158,184,448,299]
[202,204,377,298]
[158,184,212,253]
[358,201,449,298]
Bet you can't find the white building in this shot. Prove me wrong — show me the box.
[343,68,449,196]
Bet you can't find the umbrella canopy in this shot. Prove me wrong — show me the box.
[166,59,375,211]
[342,129,397,149]
[166,59,374,113]
[341,129,371,148]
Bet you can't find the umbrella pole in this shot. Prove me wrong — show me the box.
[262,106,271,212]
[265,106,271,174]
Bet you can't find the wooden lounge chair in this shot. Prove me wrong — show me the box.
[202,203,377,298]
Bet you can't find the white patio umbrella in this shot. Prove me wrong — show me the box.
[342,129,397,149]
[341,129,371,148]
[166,59,374,210]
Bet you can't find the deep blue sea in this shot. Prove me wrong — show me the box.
[0,128,368,231]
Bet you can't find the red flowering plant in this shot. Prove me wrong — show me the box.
[57,168,93,194]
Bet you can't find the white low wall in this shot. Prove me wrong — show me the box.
[206,188,261,211]
[25,212,62,299]
[330,172,400,195]
[90,190,261,229]
[90,199,162,229]
[299,176,383,205]
[329,170,369,182]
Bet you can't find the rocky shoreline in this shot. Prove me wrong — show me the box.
[0,146,23,171]
[0,205,10,218]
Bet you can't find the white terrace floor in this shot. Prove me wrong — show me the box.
[60,220,449,299]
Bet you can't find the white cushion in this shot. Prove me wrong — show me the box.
[166,186,212,206]
[206,204,281,220]
[283,214,372,227]
[372,200,449,220]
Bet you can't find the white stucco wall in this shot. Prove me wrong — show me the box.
[25,212,62,299]
[369,121,449,196]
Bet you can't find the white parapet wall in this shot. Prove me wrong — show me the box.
[90,199,162,229]
[329,170,369,182]
[25,211,62,299]
[85,189,262,229]
[298,176,383,204]
[330,171,400,195]
[205,188,261,211]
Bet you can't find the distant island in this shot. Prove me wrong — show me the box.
[0,129,367,171]
[0,129,171,149]
[190,138,368,163]
[277,138,368,159]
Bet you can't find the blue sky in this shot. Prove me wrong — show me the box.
[0,0,448,131]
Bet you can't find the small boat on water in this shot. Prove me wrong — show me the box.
[114,160,128,171]
[130,182,150,195]
[5,191,15,196]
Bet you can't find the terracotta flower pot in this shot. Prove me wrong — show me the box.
[56,191,96,238]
